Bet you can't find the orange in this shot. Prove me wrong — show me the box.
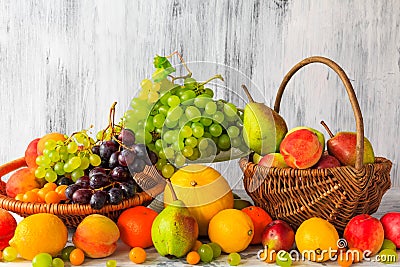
[192,240,203,251]
[37,132,66,155]
[69,248,85,266]
[186,251,201,265]
[117,206,158,248]
[45,191,61,204]
[23,191,38,203]
[259,250,276,263]
[129,247,146,264]
[338,251,354,267]
[44,182,57,191]
[348,248,363,263]
[242,206,272,244]
[208,209,254,253]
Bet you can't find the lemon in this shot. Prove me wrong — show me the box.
[295,217,339,262]
[9,213,68,260]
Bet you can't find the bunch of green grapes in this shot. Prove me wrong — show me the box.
[34,132,101,183]
[124,54,248,178]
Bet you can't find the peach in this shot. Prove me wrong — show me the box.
[25,138,40,171]
[279,129,323,169]
[37,132,66,155]
[72,214,120,258]
[258,153,288,168]
[6,167,41,198]
[0,209,17,250]
[344,214,384,256]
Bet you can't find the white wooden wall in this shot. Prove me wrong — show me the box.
[1,0,399,188]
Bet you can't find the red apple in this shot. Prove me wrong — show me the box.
[380,212,400,248]
[343,214,384,256]
[313,154,341,169]
[258,153,288,168]
[0,208,17,250]
[25,138,40,171]
[261,220,295,252]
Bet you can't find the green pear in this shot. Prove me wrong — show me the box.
[151,199,199,258]
[287,126,325,150]
[321,121,375,167]
[242,85,288,155]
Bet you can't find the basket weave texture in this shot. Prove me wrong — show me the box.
[239,56,393,232]
[0,157,165,228]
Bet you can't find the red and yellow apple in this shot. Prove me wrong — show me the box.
[0,209,17,250]
[6,167,41,198]
[258,153,288,168]
[380,212,400,248]
[261,220,295,252]
[25,138,40,171]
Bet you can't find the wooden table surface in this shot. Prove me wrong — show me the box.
[1,188,399,267]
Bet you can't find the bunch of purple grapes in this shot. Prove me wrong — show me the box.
[64,128,158,210]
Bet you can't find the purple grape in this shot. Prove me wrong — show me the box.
[89,173,110,189]
[133,144,147,158]
[90,190,109,210]
[148,150,158,165]
[75,175,90,188]
[72,189,93,204]
[130,158,146,173]
[99,140,118,161]
[89,167,107,178]
[118,128,136,147]
[109,151,120,169]
[65,184,82,200]
[91,145,100,155]
[57,176,73,186]
[110,166,130,182]
[119,182,136,198]
[108,188,124,205]
[118,149,136,166]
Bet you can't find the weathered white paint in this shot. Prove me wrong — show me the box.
[0,0,399,188]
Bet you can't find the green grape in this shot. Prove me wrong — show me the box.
[137,89,148,100]
[192,125,204,138]
[180,90,196,102]
[172,140,184,151]
[106,259,117,267]
[147,91,159,103]
[165,117,179,128]
[180,125,192,138]
[145,116,155,131]
[52,257,65,267]
[208,242,222,259]
[156,158,167,170]
[44,140,57,150]
[231,137,242,148]
[185,106,201,121]
[185,136,198,148]
[167,95,180,107]
[175,154,186,167]
[276,251,292,267]
[89,154,101,166]
[203,132,212,139]
[163,147,175,160]
[67,141,78,153]
[141,79,152,90]
[74,133,85,144]
[200,117,213,126]
[158,105,169,116]
[178,115,189,127]
[61,246,76,261]
[224,103,238,117]
[49,150,60,162]
[227,126,240,138]
[152,82,161,91]
[159,92,171,105]
[32,252,53,267]
[194,95,212,108]
[204,88,214,97]
[35,166,46,178]
[79,156,90,170]
[36,155,51,167]
[155,139,164,151]
[3,246,18,262]
[381,239,397,252]
[198,244,213,263]
[42,149,51,156]
[58,146,69,161]
[161,164,175,178]
[213,111,225,124]
[153,114,166,128]
[182,146,194,157]
[163,130,176,144]
[71,169,84,182]
[69,156,82,170]
[379,248,398,264]
[198,138,209,151]
[205,101,217,115]
[158,149,166,159]
[218,134,231,150]
[209,123,223,137]
[63,162,74,173]
[227,252,241,266]
[54,162,66,176]
[144,131,153,144]
[188,148,200,161]
[184,77,197,89]
[167,106,183,121]
[45,169,57,182]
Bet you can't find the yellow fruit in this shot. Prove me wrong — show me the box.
[164,165,234,236]
[208,209,254,253]
[295,217,339,262]
[9,213,68,260]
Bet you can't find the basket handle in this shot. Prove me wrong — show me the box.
[273,56,365,170]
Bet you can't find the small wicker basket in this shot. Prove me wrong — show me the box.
[239,56,392,232]
[0,157,165,228]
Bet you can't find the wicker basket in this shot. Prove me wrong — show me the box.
[239,56,392,232]
[0,157,165,228]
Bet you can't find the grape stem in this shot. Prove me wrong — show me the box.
[166,51,193,81]
[165,179,178,201]
[241,84,255,103]
[98,102,118,142]
[198,74,224,87]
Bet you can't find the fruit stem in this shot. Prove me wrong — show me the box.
[198,74,224,87]
[320,121,335,138]
[241,84,255,103]
[167,51,193,80]
[165,179,178,201]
